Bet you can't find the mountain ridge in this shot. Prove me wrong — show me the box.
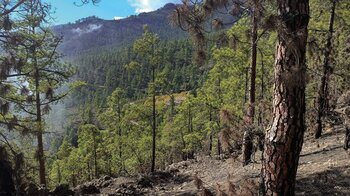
[52,3,187,56]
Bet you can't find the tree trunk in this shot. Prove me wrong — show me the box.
[247,8,258,124]
[87,162,91,181]
[244,67,249,105]
[93,132,98,178]
[261,0,309,195]
[0,148,15,196]
[108,156,112,176]
[35,66,46,187]
[344,127,350,150]
[57,162,61,184]
[209,108,213,155]
[151,67,156,172]
[242,127,253,166]
[315,0,337,139]
[118,102,123,173]
[217,137,221,155]
[258,49,265,126]
[217,76,223,156]
[31,16,46,187]
[188,103,194,159]
[243,8,258,166]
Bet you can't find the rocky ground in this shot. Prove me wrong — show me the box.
[67,125,350,196]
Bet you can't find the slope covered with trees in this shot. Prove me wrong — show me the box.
[1,0,349,195]
[48,12,277,188]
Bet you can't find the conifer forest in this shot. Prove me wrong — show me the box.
[0,0,349,195]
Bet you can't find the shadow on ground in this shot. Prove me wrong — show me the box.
[296,166,350,196]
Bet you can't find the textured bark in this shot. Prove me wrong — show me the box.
[261,0,309,195]
[315,0,337,139]
[243,8,258,166]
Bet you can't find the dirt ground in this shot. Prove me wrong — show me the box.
[82,126,350,195]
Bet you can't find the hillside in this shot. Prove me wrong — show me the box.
[52,3,186,55]
[68,126,350,195]
[1,1,349,196]
[52,3,238,56]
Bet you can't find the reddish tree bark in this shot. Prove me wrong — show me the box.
[261,0,309,195]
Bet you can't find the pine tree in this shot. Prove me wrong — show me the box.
[243,0,264,166]
[6,0,74,187]
[0,0,43,192]
[171,0,272,165]
[314,0,337,139]
[128,25,162,172]
[78,124,100,179]
[261,0,309,194]
[99,88,127,174]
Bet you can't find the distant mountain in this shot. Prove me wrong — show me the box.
[53,3,187,56]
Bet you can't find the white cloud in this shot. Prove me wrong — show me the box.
[72,27,83,34]
[128,0,179,14]
[87,24,102,32]
[114,16,125,20]
[72,24,103,35]
[128,0,155,14]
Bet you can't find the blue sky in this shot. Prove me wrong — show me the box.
[46,0,181,24]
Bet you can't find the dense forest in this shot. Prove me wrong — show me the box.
[0,0,349,195]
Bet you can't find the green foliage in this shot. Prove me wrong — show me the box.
[0,0,78,187]
[49,124,101,187]
[69,80,87,89]
[133,25,161,67]
[305,0,350,125]
[57,137,72,159]
[47,0,350,189]
[69,37,201,107]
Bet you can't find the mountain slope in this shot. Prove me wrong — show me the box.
[53,3,187,55]
[53,3,238,56]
